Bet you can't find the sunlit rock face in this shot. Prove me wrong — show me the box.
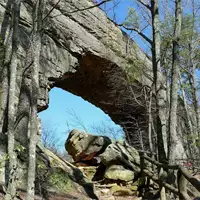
[0,0,187,155]
[65,129,112,163]
[65,130,141,182]
[0,0,151,149]
[0,0,151,148]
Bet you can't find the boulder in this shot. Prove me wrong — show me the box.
[104,165,134,182]
[65,129,112,162]
[99,141,140,173]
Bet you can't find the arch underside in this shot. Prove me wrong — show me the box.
[47,53,151,150]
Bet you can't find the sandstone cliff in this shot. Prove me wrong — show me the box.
[0,0,153,146]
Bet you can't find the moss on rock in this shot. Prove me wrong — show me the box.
[48,168,73,193]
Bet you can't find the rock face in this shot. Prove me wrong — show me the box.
[65,129,112,162]
[99,141,140,182]
[0,0,153,148]
[100,141,140,172]
[0,143,98,200]
[65,130,140,182]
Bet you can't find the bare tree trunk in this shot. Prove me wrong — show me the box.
[0,0,15,135]
[179,72,193,136]
[189,0,200,139]
[186,44,200,152]
[127,0,168,158]
[0,40,10,135]
[148,90,154,153]
[135,119,144,151]
[151,0,167,162]
[168,0,182,164]
[26,0,44,199]
[190,55,200,137]
[0,70,8,135]
[4,0,21,199]
[178,72,197,157]
[26,38,41,200]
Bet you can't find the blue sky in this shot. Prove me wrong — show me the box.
[39,88,121,133]
[38,88,123,151]
[103,0,151,52]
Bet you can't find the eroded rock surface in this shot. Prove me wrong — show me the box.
[104,165,135,182]
[99,141,140,172]
[0,0,153,148]
[0,143,100,199]
[65,129,112,162]
[65,130,140,182]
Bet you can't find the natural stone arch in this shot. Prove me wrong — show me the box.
[33,0,153,149]
[40,52,151,149]
[0,0,153,149]
[0,0,191,197]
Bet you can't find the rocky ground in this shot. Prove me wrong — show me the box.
[0,129,147,199]
[1,129,199,200]
[63,129,158,200]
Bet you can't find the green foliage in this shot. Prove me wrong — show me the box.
[37,158,47,169]
[14,144,25,153]
[0,145,25,169]
[160,18,173,51]
[160,14,199,46]
[180,14,198,43]
[186,134,200,147]
[160,11,200,97]
[48,168,72,193]
[180,79,193,97]
[126,58,143,81]
[0,154,9,168]
[123,7,140,29]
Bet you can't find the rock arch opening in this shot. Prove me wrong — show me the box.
[38,52,150,150]
[38,87,124,153]
[34,0,153,150]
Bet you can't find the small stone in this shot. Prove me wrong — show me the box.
[128,185,138,191]
[111,185,134,196]
[100,188,110,195]
[100,195,115,200]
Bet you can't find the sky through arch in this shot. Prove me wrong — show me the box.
[38,88,124,152]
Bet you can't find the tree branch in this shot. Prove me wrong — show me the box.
[121,25,152,45]
[43,0,111,21]
[69,0,112,14]
[136,0,151,10]
[42,0,61,22]
[107,16,152,45]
